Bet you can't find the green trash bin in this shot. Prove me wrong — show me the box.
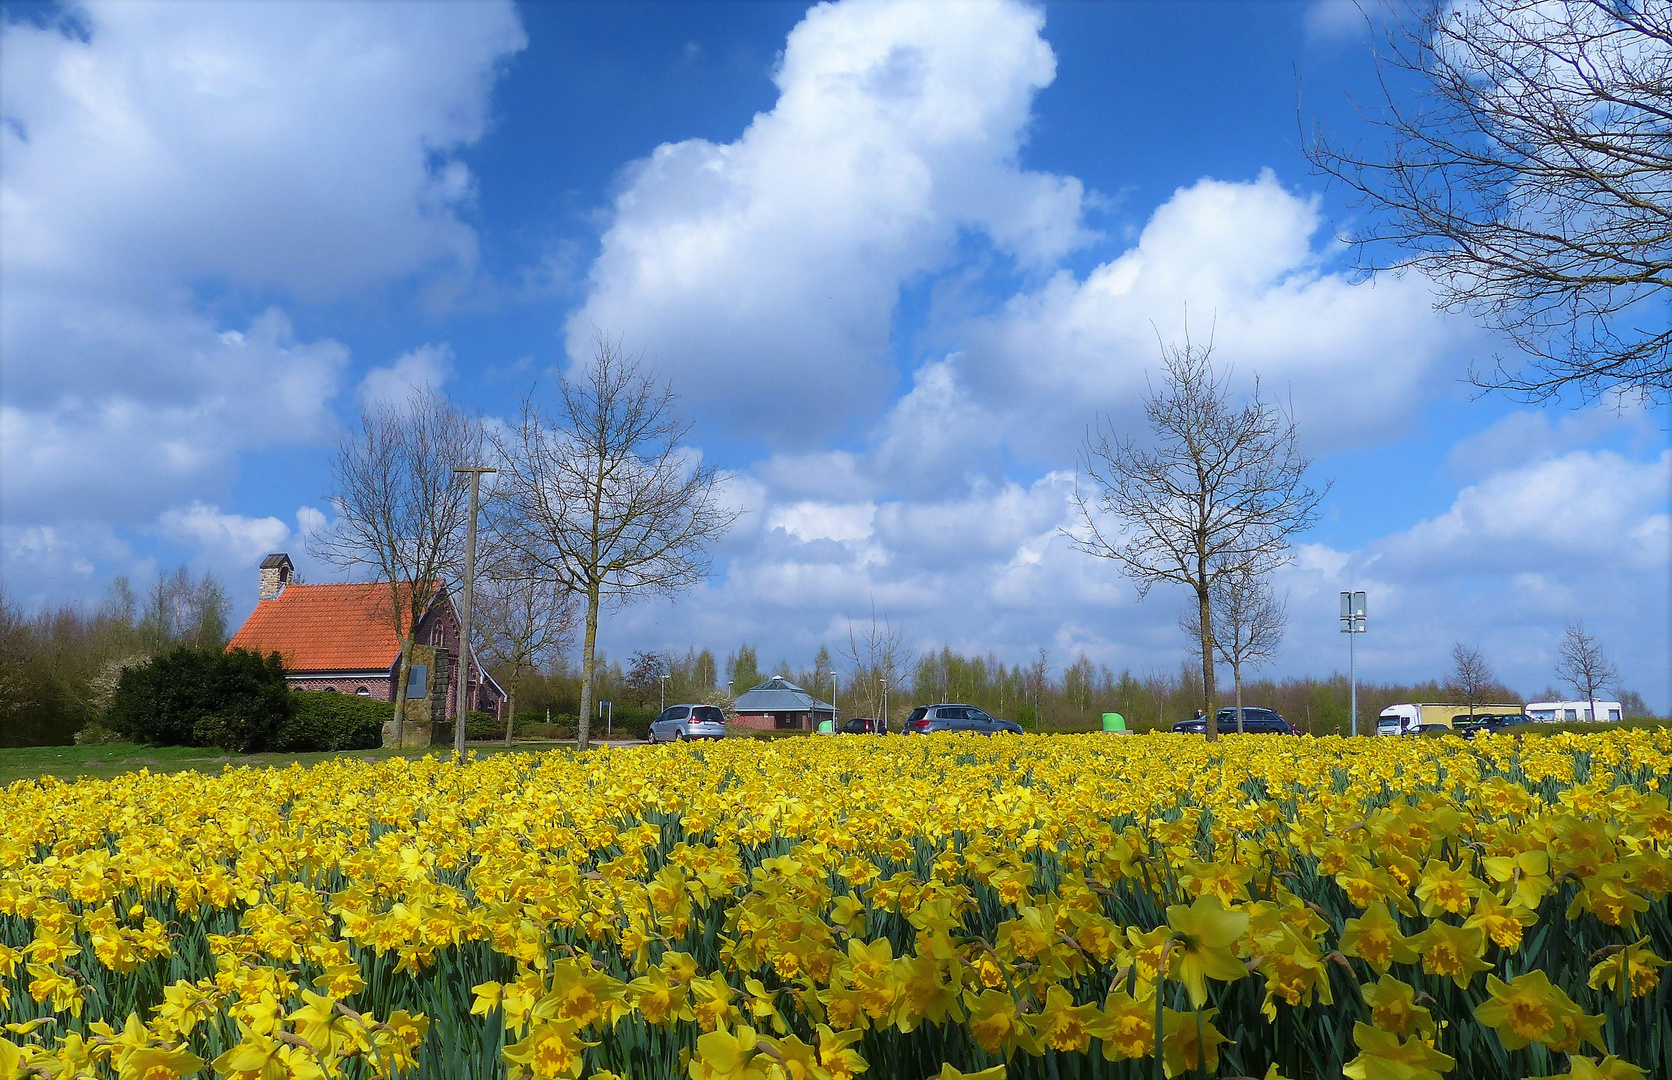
[817,719,835,734]
[1101,712,1127,733]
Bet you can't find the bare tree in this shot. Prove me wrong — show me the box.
[1555,620,1619,721]
[1181,572,1287,733]
[838,601,915,729]
[492,334,737,751]
[1306,0,1672,403]
[472,560,577,746]
[312,385,484,746]
[1445,642,1496,719]
[1074,334,1326,739]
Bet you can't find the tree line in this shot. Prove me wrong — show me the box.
[0,569,230,747]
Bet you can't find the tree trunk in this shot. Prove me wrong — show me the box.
[577,583,600,752]
[503,681,517,747]
[1197,583,1217,741]
[389,639,413,748]
[1234,659,1244,735]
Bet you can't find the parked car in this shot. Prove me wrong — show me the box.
[903,703,1024,735]
[840,717,886,734]
[1173,707,1297,735]
[648,704,728,742]
[1454,712,1532,738]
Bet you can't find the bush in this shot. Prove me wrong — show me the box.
[106,646,292,751]
[273,692,391,753]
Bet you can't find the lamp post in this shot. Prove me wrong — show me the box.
[1340,590,1367,736]
[660,673,670,712]
[452,466,495,760]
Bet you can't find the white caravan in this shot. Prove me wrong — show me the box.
[1525,700,1624,723]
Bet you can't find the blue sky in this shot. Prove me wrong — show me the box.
[2,0,1668,707]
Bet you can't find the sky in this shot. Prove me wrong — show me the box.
[2,0,1668,709]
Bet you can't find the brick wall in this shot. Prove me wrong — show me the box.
[287,675,392,698]
[731,712,811,731]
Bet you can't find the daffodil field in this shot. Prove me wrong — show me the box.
[3,732,1671,1080]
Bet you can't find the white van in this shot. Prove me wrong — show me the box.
[1376,702,1524,735]
[1525,700,1623,723]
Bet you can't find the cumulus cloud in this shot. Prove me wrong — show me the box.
[0,310,346,521]
[358,344,456,408]
[154,502,291,568]
[958,170,1466,461]
[0,1,525,556]
[1,1,524,301]
[568,0,1090,440]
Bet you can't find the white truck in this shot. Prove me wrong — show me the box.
[1525,700,1624,723]
[1376,702,1525,736]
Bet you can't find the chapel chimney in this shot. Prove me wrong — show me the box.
[258,553,294,601]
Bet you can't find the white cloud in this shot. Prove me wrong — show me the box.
[0,2,525,536]
[1444,401,1656,481]
[1384,448,1671,574]
[959,170,1466,461]
[154,502,290,569]
[1,1,524,301]
[358,343,456,408]
[568,0,1089,440]
[0,310,347,521]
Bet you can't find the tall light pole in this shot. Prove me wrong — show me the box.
[1340,590,1367,736]
[453,466,495,760]
[660,673,670,712]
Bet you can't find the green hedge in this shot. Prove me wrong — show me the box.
[106,647,292,752]
[272,691,390,752]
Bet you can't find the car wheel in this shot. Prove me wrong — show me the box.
[675,731,686,741]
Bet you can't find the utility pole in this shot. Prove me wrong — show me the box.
[454,466,495,760]
[1340,590,1366,736]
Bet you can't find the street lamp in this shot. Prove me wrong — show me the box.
[1340,590,1367,736]
[660,673,670,712]
[452,465,494,760]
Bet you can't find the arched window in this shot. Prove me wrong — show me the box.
[355,686,371,696]
[322,687,339,693]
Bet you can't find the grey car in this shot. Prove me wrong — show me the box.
[904,703,1023,735]
[648,704,727,742]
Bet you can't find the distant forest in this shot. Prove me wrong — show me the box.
[2,572,1658,746]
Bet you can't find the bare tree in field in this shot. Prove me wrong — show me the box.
[1446,642,1497,719]
[839,601,915,730]
[472,558,577,746]
[1555,620,1619,722]
[493,335,737,752]
[1306,0,1672,403]
[1074,334,1326,740]
[312,385,484,747]
[1182,572,1287,733]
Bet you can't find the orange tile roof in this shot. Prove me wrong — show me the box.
[228,582,438,673]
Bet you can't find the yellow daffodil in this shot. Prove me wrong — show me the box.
[1163,896,1251,1007]
[1341,1022,1455,1080]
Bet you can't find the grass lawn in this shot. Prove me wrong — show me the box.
[0,740,570,786]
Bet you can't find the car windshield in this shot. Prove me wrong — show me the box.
[692,707,725,722]
[907,707,928,723]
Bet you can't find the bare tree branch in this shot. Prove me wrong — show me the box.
[1306,0,1672,403]
[1554,619,1619,720]
[1182,572,1287,733]
[472,551,577,746]
[310,385,484,746]
[838,600,915,729]
[1445,641,1497,718]
[490,333,739,751]
[1073,332,1326,740]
